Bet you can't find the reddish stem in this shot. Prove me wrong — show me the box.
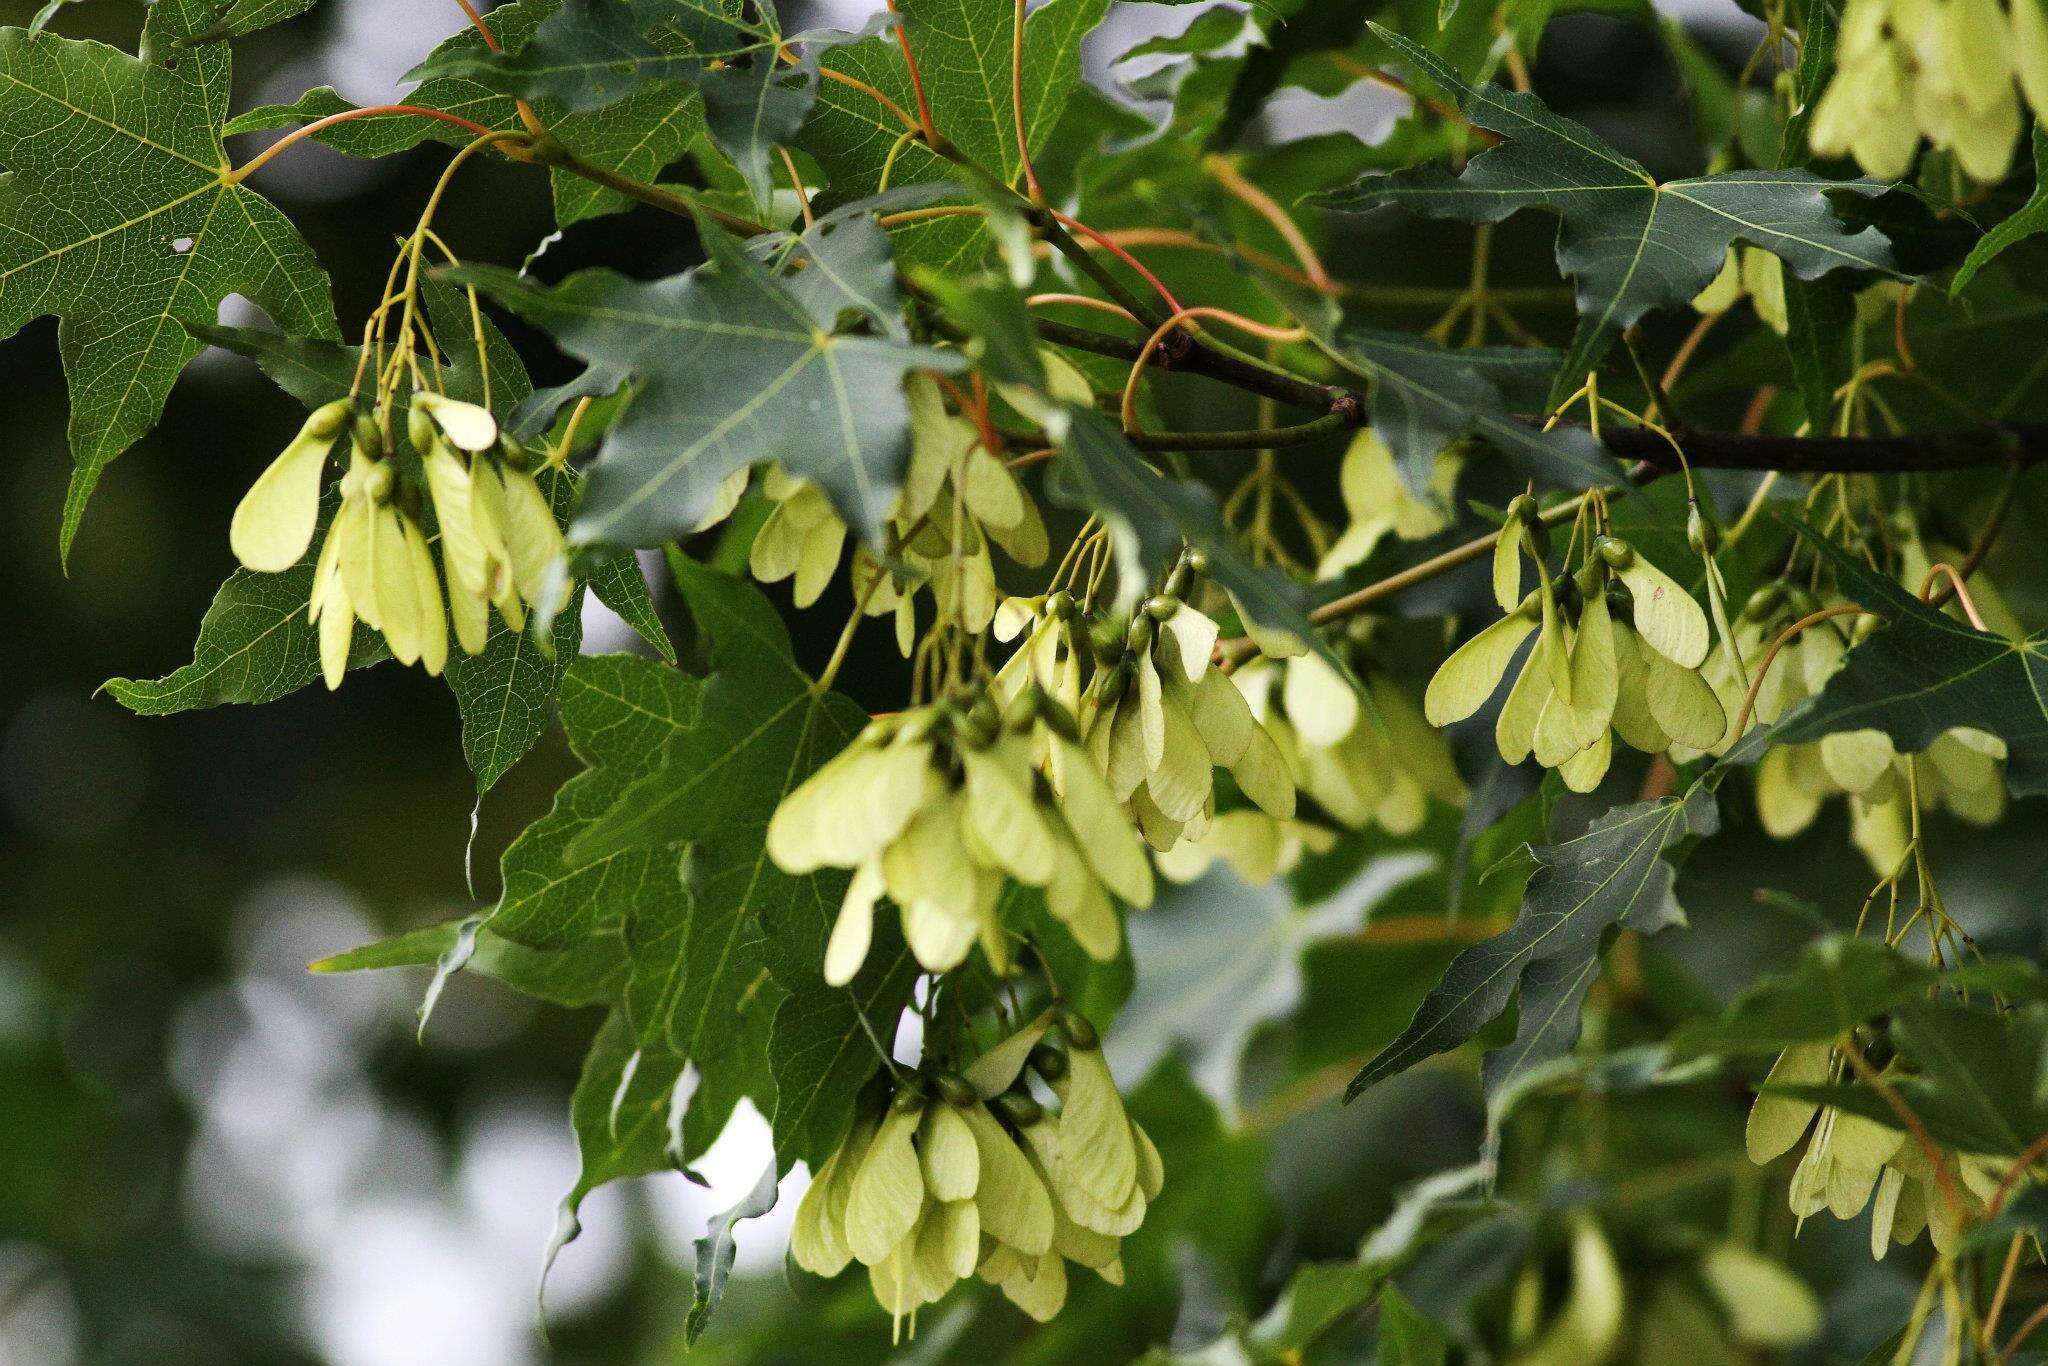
[1050,211,1185,316]
[226,104,509,182]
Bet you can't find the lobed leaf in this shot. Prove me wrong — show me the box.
[1314,27,1894,394]
[1770,521,2048,795]
[454,217,960,549]
[0,6,337,560]
[1347,789,1716,1102]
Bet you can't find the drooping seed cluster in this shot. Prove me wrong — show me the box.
[697,375,1051,653]
[1747,1041,2007,1255]
[768,687,1154,983]
[228,394,567,688]
[1810,0,2048,181]
[1425,501,1726,792]
[792,1013,1161,1338]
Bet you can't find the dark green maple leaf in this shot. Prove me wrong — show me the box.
[767,922,918,1170]
[1252,269,1613,494]
[1313,27,1894,392]
[1669,934,2042,1059]
[411,0,763,115]
[493,653,699,952]
[454,216,960,548]
[407,0,884,214]
[800,0,1109,270]
[1348,789,1716,1102]
[568,553,869,1058]
[1766,523,2048,796]
[226,0,716,229]
[0,5,337,560]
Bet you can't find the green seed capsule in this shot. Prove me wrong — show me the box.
[1089,615,1126,664]
[994,1092,1044,1128]
[1096,661,1132,707]
[1507,492,1538,525]
[1185,549,1209,575]
[353,412,383,456]
[1037,696,1082,744]
[890,1084,926,1113]
[1028,1043,1068,1082]
[1004,684,1045,732]
[1743,582,1786,620]
[1144,595,1179,623]
[363,460,395,504]
[1125,614,1156,652]
[1059,1009,1099,1051]
[1687,506,1717,554]
[406,404,436,455]
[1046,589,1076,620]
[1595,535,1635,570]
[935,1072,978,1107]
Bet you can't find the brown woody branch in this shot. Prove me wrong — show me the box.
[1034,316,2048,477]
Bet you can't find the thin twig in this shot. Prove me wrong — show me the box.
[1728,605,1866,741]
[226,104,510,182]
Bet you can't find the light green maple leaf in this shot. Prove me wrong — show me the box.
[0,4,337,561]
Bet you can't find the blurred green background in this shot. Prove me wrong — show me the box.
[4,2,2048,1363]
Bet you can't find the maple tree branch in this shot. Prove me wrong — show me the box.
[523,138,770,238]
[1032,316,2048,478]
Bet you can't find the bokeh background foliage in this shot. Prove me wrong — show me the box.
[2,0,2048,1364]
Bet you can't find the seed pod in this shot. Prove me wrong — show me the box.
[1745,1041,1831,1164]
[2015,0,2048,116]
[412,391,499,452]
[960,747,1057,886]
[1493,509,1527,612]
[1058,1044,1137,1211]
[230,398,354,573]
[1601,536,1709,669]
[1742,582,1785,621]
[919,1103,981,1201]
[1059,1009,1099,1050]
[405,403,436,455]
[961,1104,1054,1257]
[1037,696,1082,745]
[1028,1042,1069,1083]
[934,1072,977,1108]
[1424,599,1541,726]
[994,1091,1044,1128]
